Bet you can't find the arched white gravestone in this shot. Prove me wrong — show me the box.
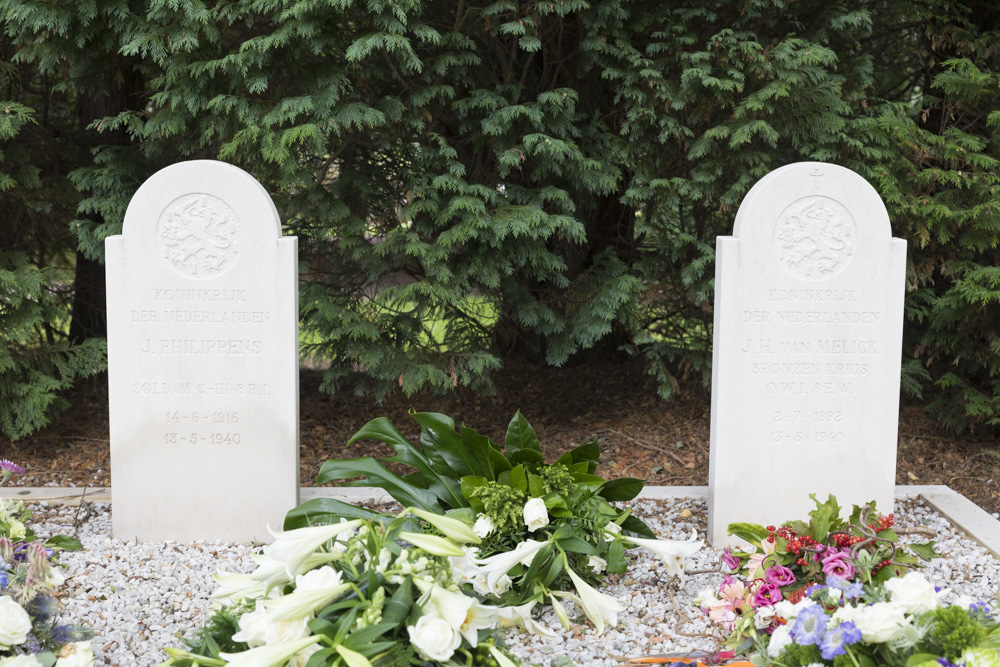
[106,161,299,542]
[708,162,906,545]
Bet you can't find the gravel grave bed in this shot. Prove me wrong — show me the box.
[26,498,1000,667]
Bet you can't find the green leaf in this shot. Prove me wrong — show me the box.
[44,535,83,550]
[505,411,541,457]
[461,426,512,480]
[413,412,479,477]
[599,478,645,502]
[621,515,656,539]
[509,464,528,492]
[518,542,554,586]
[906,654,943,667]
[908,541,939,561]
[381,579,413,626]
[528,473,545,497]
[283,498,380,530]
[727,522,769,545]
[569,473,605,490]
[567,440,600,473]
[508,449,544,466]
[606,539,626,574]
[317,458,444,513]
[807,493,842,542]
[556,536,597,555]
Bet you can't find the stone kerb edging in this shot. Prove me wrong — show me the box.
[3,485,999,558]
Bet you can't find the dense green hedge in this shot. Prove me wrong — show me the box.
[1,0,998,437]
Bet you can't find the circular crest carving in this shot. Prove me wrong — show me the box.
[772,196,856,281]
[156,194,242,279]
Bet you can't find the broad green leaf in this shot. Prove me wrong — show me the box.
[509,449,544,466]
[727,522,770,545]
[906,654,943,667]
[283,498,380,530]
[317,458,444,513]
[621,515,656,539]
[461,425,512,480]
[909,541,939,561]
[510,464,528,492]
[567,440,600,473]
[414,412,481,478]
[505,411,541,457]
[44,535,83,550]
[569,473,606,490]
[556,536,597,555]
[528,473,545,497]
[382,579,413,626]
[599,478,645,502]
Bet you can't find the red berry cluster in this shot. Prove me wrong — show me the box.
[832,533,865,548]
[765,525,794,545]
[786,534,817,556]
[872,558,895,574]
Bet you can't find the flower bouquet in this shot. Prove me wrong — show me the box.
[287,411,702,637]
[761,571,999,667]
[0,460,92,667]
[699,495,938,647]
[161,507,523,667]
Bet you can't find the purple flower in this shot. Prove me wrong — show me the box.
[791,604,828,645]
[753,581,783,607]
[765,564,796,587]
[827,574,863,599]
[970,601,991,615]
[0,460,23,475]
[821,621,862,659]
[937,659,960,667]
[821,550,856,579]
[721,548,740,572]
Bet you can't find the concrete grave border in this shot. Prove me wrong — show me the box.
[4,485,998,557]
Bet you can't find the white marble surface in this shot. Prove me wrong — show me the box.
[709,162,906,544]
[105,160,299,542]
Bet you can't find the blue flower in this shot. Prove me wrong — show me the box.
[827,574,864,600]
[970,601,991,615]
[0,572,7,589]
[791,604,828,645]
[820,620,862,659]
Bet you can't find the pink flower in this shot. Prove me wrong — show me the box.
[765,564,796,587]
[706,577,753,630]
[753,581,783,607]
[747,539,776,578]
[821,549,855,580]
[721,548,740,572]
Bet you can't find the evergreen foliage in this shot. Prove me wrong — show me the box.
[1,0,999,433]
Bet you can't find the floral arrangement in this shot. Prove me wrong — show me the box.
[0,460,92,667]
[759,571,1000,667]
[698,495,938,648]
[287,412,702,636]
[161,508,523,667]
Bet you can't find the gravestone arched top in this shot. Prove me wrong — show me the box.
[122,161,281,281]
[727,162,894,285]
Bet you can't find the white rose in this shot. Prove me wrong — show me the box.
[767,623,793,658]
[1,655,44,667]
[774,597,817,621]
[0,597,32,648]
[231,602,269,648]
[55,641,94,667]
[588,555,607,573]
[853,602,909,643]
[407,614,462,662]
[522,498,549,532]
[473,573,511,597]
[884,571,942,615]
[295,566,342,592]
[473,515,495,538]
[264,615,312,644]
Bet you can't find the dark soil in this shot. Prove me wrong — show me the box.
[3,361,1000,516]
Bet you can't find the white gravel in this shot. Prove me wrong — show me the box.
[26,498,1000,667]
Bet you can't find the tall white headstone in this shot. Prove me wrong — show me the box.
[709,162,906,545]
[106,160,299,542]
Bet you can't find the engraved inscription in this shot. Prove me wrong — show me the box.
[156,194,242,279]
[773,196,856,281]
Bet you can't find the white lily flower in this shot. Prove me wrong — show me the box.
[249,552,292,591]
[622,529,702,581]
[496,600,558,639]
[566,565,626,635]
[475,539,549,591]
[459,599,498,646]
[399,531,466,557]
[264,583,352,621]
[220,636,319,667]
[267,520,362,579]
[212,571,264,604]
[550,594,572,630]
[414,579,473,630]
[448,546,482,585]
[407,507,481,544]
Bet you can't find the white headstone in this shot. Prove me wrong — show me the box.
[106,160,299,542]
[708,162,906,545]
